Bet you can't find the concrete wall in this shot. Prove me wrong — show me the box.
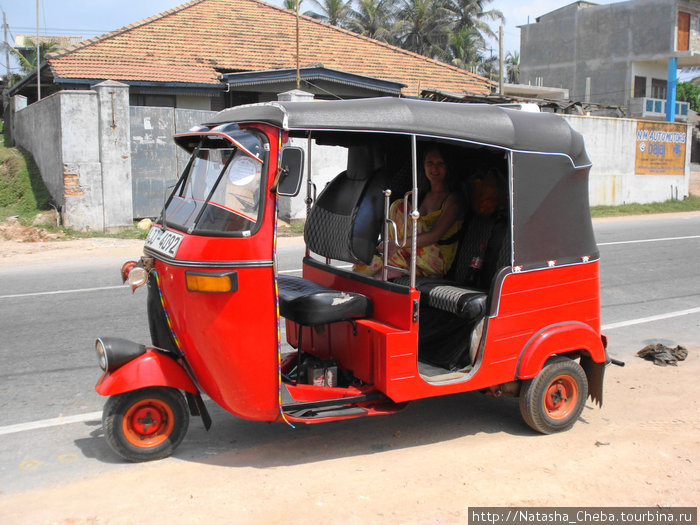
[279,138,348,221]
[520,0,678,107]
[563,114,690,205]
[12,81,133,231]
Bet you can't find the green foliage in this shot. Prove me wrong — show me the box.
[301,0,503,75]
[10,38,62,74]
[676,82,700,112]
[0,144,52,220]
[590,194,700,217]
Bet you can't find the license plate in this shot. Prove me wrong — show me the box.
[145,227,184,258]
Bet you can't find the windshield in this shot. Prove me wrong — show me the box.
[165,131,266,236]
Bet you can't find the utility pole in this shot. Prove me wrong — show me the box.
[3,11,10,88]
[498,25,504,95]
[36,0,41,100]
[295,0,300,89]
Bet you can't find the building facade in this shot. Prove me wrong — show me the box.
[520,0,700,119]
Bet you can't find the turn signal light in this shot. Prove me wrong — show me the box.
[185,271,237,293]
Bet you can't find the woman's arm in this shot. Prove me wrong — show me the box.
[379,193,463,256]
[413,193,463,248]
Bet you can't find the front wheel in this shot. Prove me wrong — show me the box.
[103,387,189,462]
[519,357,588,434]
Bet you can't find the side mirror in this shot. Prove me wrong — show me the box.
[277,147,304,197]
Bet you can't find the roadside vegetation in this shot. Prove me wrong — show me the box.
[0,122,51,221]
[0,122,147,240]
[590,194,700,217]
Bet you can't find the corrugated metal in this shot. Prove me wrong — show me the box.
[130,107,215,218]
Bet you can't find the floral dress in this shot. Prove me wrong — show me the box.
[354,198,462,277]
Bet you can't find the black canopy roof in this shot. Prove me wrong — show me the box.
[205,97,590,168]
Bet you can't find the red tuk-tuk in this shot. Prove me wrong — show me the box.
[94,98,610,461]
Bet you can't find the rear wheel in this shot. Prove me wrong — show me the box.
[103,387,189,462]
[519,357,587,434]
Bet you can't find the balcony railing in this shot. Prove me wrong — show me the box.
[630,97,690,121]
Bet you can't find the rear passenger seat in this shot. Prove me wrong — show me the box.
[394,212,510,323]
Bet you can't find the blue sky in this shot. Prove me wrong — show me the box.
[2,0,620,75]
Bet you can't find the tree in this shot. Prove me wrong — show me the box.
[445,0,504,39]
[11,39,61,75]
[677,81,700,112]
[447,25,483,71]
[283,0,302,9]
[505,50,519,84]
[394,0,452,59]
[304,0,353,27]
[348,0,397,43]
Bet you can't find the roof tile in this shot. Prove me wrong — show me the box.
[48,0,491,95]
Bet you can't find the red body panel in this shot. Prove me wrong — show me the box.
[95,350,199,396]
[289,260,604,404]
[143,123,282,422]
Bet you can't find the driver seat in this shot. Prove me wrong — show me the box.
[278,144,382,327]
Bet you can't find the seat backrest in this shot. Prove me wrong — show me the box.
[304,145,387,264]
[449,213,510,290]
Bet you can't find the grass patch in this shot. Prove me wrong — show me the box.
[0,143,52,220]
[590,194,700,217]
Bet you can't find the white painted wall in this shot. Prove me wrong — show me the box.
[279,138,348,221]
[563,114,690,205]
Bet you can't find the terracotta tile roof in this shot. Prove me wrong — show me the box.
[47,0,491,96]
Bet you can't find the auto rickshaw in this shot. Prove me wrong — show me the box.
[94,97,611,462]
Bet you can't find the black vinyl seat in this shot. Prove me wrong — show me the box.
[392,214,509,322]
[278,144,386,334]
[278,275,372,326]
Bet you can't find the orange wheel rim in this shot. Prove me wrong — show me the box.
[122,399,175,448]
[543,375,578,420]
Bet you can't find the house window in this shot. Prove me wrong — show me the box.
[678,11,690,51]
[634,76,646,98]
[651,79,667,99]
[129,94,176,107]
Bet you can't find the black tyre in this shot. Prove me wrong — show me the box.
[519,357,588,434]
[103,387,189,462]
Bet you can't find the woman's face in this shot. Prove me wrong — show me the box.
[423,150,447,187]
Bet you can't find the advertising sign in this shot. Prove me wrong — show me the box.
[635,121,687,175]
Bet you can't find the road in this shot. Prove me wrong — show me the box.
[0,213,698,495]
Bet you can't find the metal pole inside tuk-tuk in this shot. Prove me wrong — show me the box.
[409,135,419,289]
[305,133,315,258]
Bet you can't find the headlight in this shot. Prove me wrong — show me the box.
[128,266,149,289]
[95,338,108,371]
[94,337,146,372]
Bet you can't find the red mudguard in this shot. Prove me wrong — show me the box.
[95,349,199,396]
[516,321,607,380]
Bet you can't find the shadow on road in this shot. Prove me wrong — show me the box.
[74,390,589,467]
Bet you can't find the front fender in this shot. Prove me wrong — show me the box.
[95,349,199,396]
[516,321,606,380]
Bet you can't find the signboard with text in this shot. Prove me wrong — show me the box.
[634,121,687,175]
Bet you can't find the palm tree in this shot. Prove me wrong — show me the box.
[304,0,353,27]
[348,0,397,43]
[394,0,452,59]
[283,0,302,9]
[448,25,483,71]
[505,50,519,84]
[11,39,61,75]
[446,0,504,39]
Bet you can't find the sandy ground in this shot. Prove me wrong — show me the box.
[0,229,698,523]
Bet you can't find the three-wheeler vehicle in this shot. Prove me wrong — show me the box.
[94,97,610,461]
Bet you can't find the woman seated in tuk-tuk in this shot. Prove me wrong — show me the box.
[354,146,465,278]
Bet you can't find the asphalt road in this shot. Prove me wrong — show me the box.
[0,213,698,494]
